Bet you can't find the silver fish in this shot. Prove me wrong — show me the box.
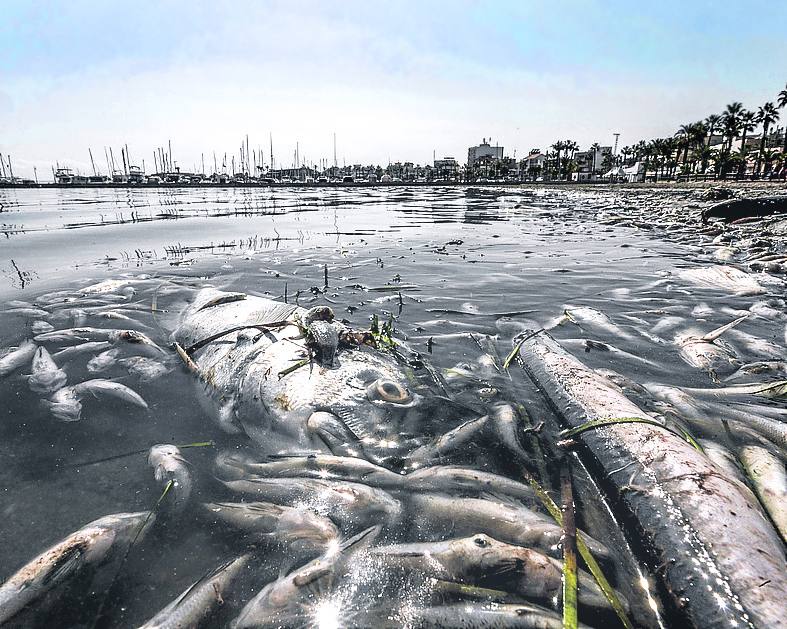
[202,502,339,551]
[406,494,610,562]
[231,526,379,629]
[393,602,594,629]
[675,316,747,380]
[34,327,163,352]
[138,554,250,629]
[148,445,192,514]
[173,290,448,459]
[30,320,55,335]
[86,348,120,373]
[119,356,170,382]
[28,346,68,395]
[52,341,113,362]
[739,445,787,543]
[44,379,148,421]
[0,340,37,378]
[0,511,154,624]
[223,477,401,533]
[678,265,765,296]
[562,305,635,341]
[371,534,619,613]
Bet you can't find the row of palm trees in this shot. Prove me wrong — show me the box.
[618,82,787,180]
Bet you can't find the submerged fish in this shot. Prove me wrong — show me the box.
[139,554,250,629]
[371,534,618,613]
[674,316,746,380]
[0,340,37,378]
[739,445,787,543]
[119,356,170,382]
[27,346,67,395]
[678,265,765,296]
[231,526,380,629]
[202,502,339,551]
[172,289,472,462]
[223,476,401,533]
[148,444,192,514]
[0,511,154,625]
[406,494,610,562]
[516,329,787,628]
[44,379,148,421]
[34,327,164,352]
[86,348,121,373]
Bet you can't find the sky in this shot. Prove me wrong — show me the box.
[1,0,786,179]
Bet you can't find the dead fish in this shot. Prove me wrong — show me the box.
[0,511,154,625]
[675,316,747,380]
[34,328,163,352]
[139,554,250,629]
[202,502,339,551]
[28,346,68,395]
[53,341,114,362]
[727,329,785,360]
[371,534,619,614]
[80,279,131,295]
[0,340,37,378]
[726,361,787,381]
[119,356,170,382]
[231,526,380,629]
[148,445,192,514]
[395,602,594,628]
[406,494,610,562]
[739,445,787,543]
[44,379,148,421]
[4,307,48,318]
[223,477,401,534]
[678,265,765,296]
[213,451,403,487]
[30,321,55,335]
[562,305,635,341]
[86,348,121,373]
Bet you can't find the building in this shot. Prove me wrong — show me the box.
[572,146,612,181]
[467,138,503,168]
[433,157,458,179]
[523,151,547,178]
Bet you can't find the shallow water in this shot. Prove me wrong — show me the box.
[1,186,785,628]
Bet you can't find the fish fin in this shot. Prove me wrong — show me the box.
[171,556,243,607]
[701,315,748,342]
[337,525,381,555]
[478,491,529,508]
[40,544,86,587]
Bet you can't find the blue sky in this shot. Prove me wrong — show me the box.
[2,1,786,178]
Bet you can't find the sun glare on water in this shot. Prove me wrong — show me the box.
[311,599,342,629]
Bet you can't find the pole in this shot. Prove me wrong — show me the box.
[125,143,131,171]
[270,133,274,172]
[104,147,111,176]
[88,148,97,176]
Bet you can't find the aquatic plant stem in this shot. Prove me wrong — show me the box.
[561,465,578,629]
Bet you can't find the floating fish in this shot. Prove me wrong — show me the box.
[44,379,148,421]
[148,444,192,515]
[139,554,250,629]
[515,329,787,627]
[678,265,765,296]
[28,346,67,395]
[0,511,154,625]
[0,340,37,378]
[231,526,380,629]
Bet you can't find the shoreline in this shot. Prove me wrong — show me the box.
[1,180,786,191]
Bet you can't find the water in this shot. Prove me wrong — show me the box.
[1,186,785,628]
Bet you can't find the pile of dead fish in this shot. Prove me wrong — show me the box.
[0,279,631,628]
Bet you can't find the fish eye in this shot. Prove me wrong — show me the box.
[366,379,411,404]
[473,536,490,547]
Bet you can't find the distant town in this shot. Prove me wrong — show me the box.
[3,84,786,187]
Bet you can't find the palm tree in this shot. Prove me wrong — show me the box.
[756,102,780,175]
[704,114,721,147]
[737,110,756,178]
[550,141,562,179]
[719,102,743,176]
[777,83,787,158]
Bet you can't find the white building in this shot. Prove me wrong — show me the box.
[467,139,503,167]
